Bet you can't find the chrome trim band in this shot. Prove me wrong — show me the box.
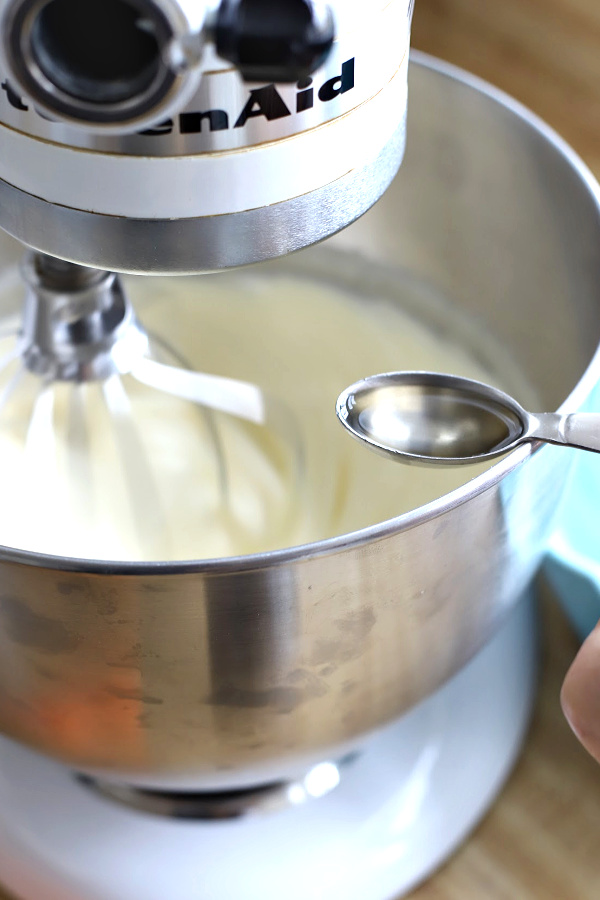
[0,119,406,273]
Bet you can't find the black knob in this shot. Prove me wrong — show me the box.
[215,0,335,83]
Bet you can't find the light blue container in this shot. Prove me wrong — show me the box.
[544,382,600,639]
[545,453,600,639]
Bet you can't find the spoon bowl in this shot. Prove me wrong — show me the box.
[336,371,600,465]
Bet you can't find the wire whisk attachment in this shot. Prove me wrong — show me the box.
[0,252,302,561]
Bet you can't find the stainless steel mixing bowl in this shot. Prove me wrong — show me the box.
[0,53,599,791]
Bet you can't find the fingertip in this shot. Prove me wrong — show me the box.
[561,623,600,762]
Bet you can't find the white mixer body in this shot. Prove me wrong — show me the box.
[0,0,413,272]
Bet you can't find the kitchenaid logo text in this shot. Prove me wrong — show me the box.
[0,58,355,137]
[142,58,355,137]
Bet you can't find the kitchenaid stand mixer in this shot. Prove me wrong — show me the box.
[0,2,594,898]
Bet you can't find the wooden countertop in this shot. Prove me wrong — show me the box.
[412,0,600,180]
[410,1,600,896]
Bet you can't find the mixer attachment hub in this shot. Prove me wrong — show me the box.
[20,251,149,382]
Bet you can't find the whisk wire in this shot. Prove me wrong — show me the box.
[131,357,266,425]
[0,344,21,380]
[102,375,171,559]
[24,383,59,540]
[66,383,96,533]
[147,332,230,506]
[0,362,25,417]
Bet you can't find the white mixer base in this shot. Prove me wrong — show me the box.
[0,593,536,900]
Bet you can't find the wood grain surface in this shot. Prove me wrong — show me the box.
[0,2,599,899]
[410,1,600,896]
[412,0,600,179]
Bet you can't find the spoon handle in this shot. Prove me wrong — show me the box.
[530,412,600,454]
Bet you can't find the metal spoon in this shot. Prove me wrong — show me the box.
[336,371,600,466]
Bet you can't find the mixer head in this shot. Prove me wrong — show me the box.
[0,0,412,273]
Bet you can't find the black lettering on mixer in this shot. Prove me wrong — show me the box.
[1,81,27,111]
[0,78,61,120]
[296,78,314,112]
[180,109,229,133]
[318,59,355,102]
[234,85,291,128]
[139,118,174,136]
[0,59,356,137]
[234,60,355,128]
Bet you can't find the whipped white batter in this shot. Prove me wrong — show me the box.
[0,256,527,561]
